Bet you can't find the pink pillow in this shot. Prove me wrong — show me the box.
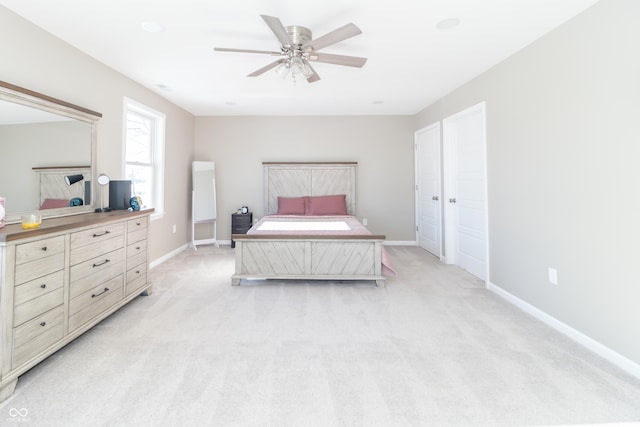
[277,196,306,215]
[306,194,348,215]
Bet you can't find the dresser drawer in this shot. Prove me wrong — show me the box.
[69,275,124,331]
[70,235,124,266]
[16,235,65,265]
[13,305,65,368]
[14,287,64,327]
[127,217,147,232]
[126,262,148,297]
[232,215,252,227]
[69,247,125,283]
[128,217,147,245]
[71,222,125,249]
[128,227,147,245]
[70,260,125,299]
[127,240,147,268]
[14,252,65,285]
[14,269,64,307]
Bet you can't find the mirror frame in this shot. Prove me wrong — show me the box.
[0,80,102,224]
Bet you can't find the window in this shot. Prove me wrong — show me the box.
[123,98,165,218]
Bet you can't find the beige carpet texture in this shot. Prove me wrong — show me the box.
[1,246,639,426]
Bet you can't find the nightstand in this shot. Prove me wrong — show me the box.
[231,212,252,248]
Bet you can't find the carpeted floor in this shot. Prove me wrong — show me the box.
[1,245,640,427]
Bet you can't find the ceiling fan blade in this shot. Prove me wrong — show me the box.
[247,59,286,77]
[302,23,362,51]
[308,52,367,68]
[261,15,294,47]
[303,60,321,83]
[214,47,281,56]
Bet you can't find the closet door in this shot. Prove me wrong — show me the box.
[415,123,442,257]
[443,103,488,281]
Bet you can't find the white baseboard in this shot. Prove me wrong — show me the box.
[149,243,189,269]
[192,240,232,248]
[488,281,640,379]
[384,241,417,246]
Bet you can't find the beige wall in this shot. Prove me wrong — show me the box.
[0,6,195,262]
[415,0,640,365]
[194,116,415,241]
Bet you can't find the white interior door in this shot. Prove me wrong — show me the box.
[415,123,442,257]
[443,103,488,281]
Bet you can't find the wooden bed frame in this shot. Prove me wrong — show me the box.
[231,162,386,287]
[34,166,91,207]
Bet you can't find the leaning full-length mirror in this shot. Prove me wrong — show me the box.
[0,81,101,224]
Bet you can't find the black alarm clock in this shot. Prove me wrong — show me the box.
[241,206,249,214]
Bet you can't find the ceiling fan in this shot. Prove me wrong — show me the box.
[214,15,367,83]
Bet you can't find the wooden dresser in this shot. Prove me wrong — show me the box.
[0,210,152,402]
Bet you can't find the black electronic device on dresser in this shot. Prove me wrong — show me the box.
[231,212,252,248]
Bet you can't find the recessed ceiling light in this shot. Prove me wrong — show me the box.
[225,101,237,106]
[436,18,461,30]
[372,100,384,105]
[141,21,165,33]
[155,84,169,90]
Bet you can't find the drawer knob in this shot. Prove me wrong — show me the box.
[40,321,46,327]
[91,287,110,298]
[40,284,47,289]
[93,230,111,237]
[136,222,141,226]
[92,259,111,267]
[41,246,48,251]
[136,270,140,274]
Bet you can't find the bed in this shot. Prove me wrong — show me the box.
[231,162,392,287]
[34,166,90,209]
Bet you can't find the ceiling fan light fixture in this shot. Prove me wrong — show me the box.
[275,61,290,79]
[276,56,313,84]
[216,15,367,84]
[290,57,305,74]
[302,64,314,79]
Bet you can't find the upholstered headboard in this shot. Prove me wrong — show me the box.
[263,162,357,215]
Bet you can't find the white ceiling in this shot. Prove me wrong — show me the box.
[1,0,599,116]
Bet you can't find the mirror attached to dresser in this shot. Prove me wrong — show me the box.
[0,80,101,224]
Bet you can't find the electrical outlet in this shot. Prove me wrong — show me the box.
[362,218,368,226]
[548,268,558,285]
[172,224,176,234]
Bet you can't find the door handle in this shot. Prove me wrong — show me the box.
[449,198,457,203]
[432,196,439,201]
